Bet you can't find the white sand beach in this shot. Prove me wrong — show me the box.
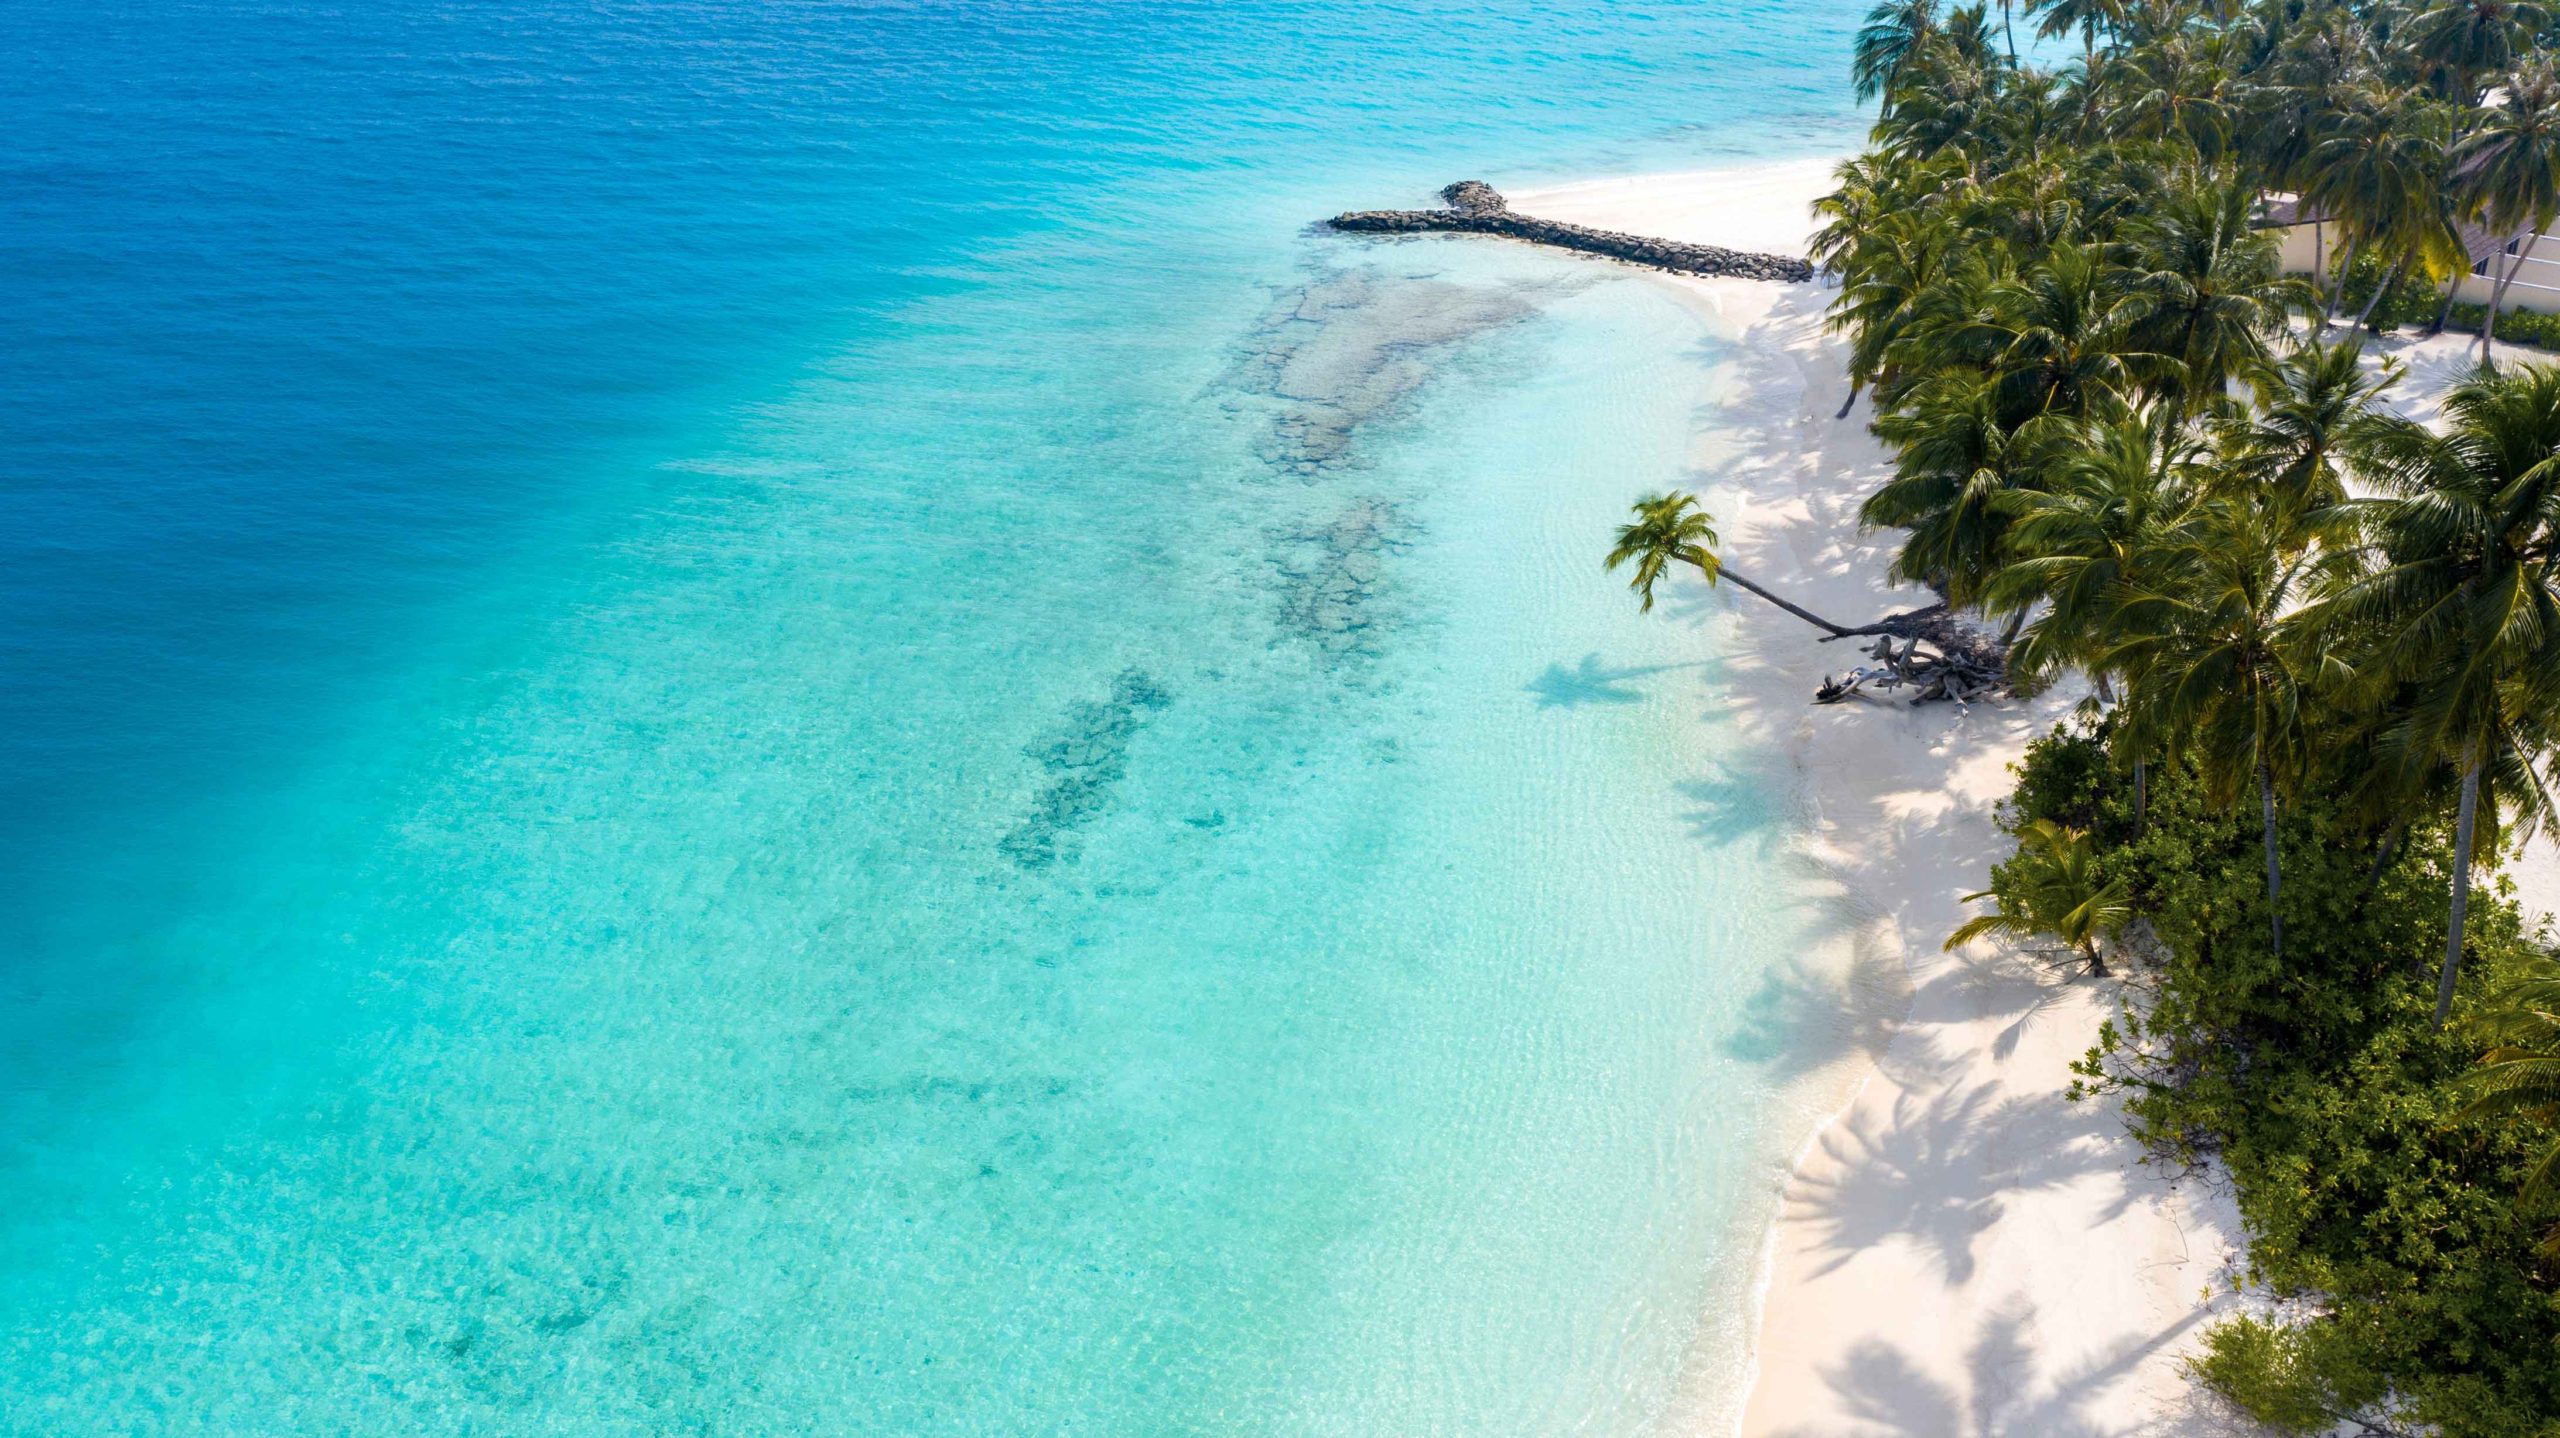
[1509,162,2259,1437]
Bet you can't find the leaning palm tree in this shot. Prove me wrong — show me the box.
[2462,949,2560,1246]
[1946,819,2133,975]
[1605,493,1865,634]
[2313,365,2560,1024]
[2453,57,2560,365]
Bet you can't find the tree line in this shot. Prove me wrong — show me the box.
[1606,0,2560,1428]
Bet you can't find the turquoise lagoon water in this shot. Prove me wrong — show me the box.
[2,2,1871,1431]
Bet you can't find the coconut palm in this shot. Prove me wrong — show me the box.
[2028,0,2123,61]
[2314,365,2560,1024]
[2117,172,2316,415]
[1986,412,2202,687]
[2110,31,2245,157]
[2105,497,2336,957]
[1810,156,1897,278]
[1978,240,2153,419]
[1855,0,1947,105]
[1946,819,2134,974]
[2462,950,2560,1233]
[2305,86,2452,325]
[1830,205,1978,417]
[2453,57,2560,364]
[1605,493,1868,635]
[2406,0,2549,100]
[1864,374,2069,604]
[2223,337,2403,518]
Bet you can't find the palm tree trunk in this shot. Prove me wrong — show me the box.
[2259,761,2284,959]
[1835,382,1861,421]
[2323,236,2362,329]
[1716,567,1856,637]
[2429,278,2460,336]
[2083,938,2109,979]
[2312,220,2325,304]
[2365,821,2404,897]
[2435,746,2484,1028]
[2352,252,2407,330]
[2482,229,2546,368]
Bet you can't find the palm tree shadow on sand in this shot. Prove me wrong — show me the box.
[1762,1295,2227,1438]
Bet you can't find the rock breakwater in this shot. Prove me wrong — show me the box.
[1328,180,1814,283]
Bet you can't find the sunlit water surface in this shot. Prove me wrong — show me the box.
[1,2,1869,1431]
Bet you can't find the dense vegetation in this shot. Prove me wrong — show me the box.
[1603,0,2560,1430]
[2026,723,2557,1434]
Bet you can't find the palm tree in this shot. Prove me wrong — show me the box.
[1605,493,1866,635]
[2462,949,2560,1242]
[2223,338,2403,518]
[2406,0,2549,100]
[1855,0,1946,106]
[1810,156,1896,278]
[1830,203,1980,417]
[2305,86,2450,326]
[2117,172,2316,417]
[2111,31,2245,158]
[1864,374,2068,605]
[2028,0,2122,62]
[1979,241,2152,419]
[2453,58,2560,365]
[2105,497,2333,957]
[1946,819,2133,974]
[2316,366,2560,1024]
[1987,412,2201,689]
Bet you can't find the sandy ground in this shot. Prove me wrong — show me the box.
[1507,163,2259,1437]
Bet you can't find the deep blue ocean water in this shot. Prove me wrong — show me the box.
[3,3,1868,1431]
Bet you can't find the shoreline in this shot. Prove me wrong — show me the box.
[1505,161,2255,1436]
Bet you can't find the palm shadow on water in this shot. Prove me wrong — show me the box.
[1522,652,1704,708]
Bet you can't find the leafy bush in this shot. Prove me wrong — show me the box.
[1990,722,2560,1437]
[2445,296,2560,355]
[2325,253,2560,354]
[2330,250,2446,334]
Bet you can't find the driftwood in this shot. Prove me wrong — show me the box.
[1813,612,2010,707]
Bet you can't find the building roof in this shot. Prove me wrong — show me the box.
[2253,193,2333,229]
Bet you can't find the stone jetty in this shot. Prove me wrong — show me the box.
[1327,180,1814,283]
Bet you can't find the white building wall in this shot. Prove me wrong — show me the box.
[2269,222,2560,316]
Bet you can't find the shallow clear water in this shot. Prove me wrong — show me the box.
[2,2,1867,1431]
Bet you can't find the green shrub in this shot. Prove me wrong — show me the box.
[2319,252,2560,353]
[2445,296,2560,355]
[2330,250,2444,334]
[1996,724,2560,1437]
